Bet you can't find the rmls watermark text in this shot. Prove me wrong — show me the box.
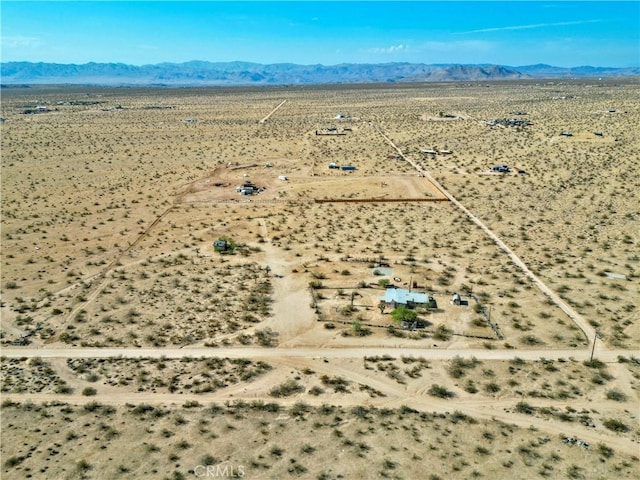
[194,464,245,478]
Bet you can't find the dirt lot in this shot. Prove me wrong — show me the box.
[1,80,638,479]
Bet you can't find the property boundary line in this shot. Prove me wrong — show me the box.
[314,197,449,204]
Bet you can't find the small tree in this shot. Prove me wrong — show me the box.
[390,306,417,325]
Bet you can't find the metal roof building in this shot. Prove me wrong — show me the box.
[380,288,430,308]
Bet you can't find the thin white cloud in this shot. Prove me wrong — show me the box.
[1,36,41,48]
[421,40,494,52]
[456,19,603,35]
[369,44,407,54]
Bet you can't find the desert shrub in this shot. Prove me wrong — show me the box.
[176,440,191,449]
[484,382,501,393]
[290,401,311,417]
[82,387,97,396]
[270,446,284,457]
[603,418,629,432]
[301,444,316,454]
[597,443,614,458]
[448,356,480,378]
[464,380,478,393]
[428,384,455,398]
[515,401,535,415]
[288,463,307,474]
[4,456,24,468]
[520,335,544,346]
[583,359,606,369]
[605,389,628,402]
[269,379,304,398]
[308,386,324,396]
[254,328,278,347]
[201,454,219,464]
[76,459,92,472]
[475,446,491,455]
[433,324,452,341]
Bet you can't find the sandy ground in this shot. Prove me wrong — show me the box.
[1,81,638,479]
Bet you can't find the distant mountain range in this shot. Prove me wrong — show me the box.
[1,61,638,86]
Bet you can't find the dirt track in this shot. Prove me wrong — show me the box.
[0,346,627,361]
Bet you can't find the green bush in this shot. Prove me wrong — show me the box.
[428,384,455,399]
[269,379,304,398]
[603,418,629,432]
[605,389,628,402]
[82,387,97,396]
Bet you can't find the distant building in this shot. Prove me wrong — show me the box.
[328,162,339,169]
[380,288,432,310]
[491,165,510,173]
[341,165,356,171]
[560,131,573,137]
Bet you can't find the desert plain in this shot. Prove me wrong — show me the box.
[0,79,638,479]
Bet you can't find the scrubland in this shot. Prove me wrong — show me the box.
[1,80,638,478]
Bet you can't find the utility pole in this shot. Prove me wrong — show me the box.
[590,330,598,362]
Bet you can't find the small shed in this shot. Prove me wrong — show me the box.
[329,162,339,169]
[452,293,461,306]
[341,165,356,171]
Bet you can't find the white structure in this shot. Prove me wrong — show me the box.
[452,293,461,306]
[380,288,431,310]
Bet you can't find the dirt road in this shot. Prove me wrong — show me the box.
[259,99,287,123]
[1,346,630,362]
[258,218,315,342]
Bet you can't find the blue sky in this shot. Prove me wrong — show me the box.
[1,1,638,67]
